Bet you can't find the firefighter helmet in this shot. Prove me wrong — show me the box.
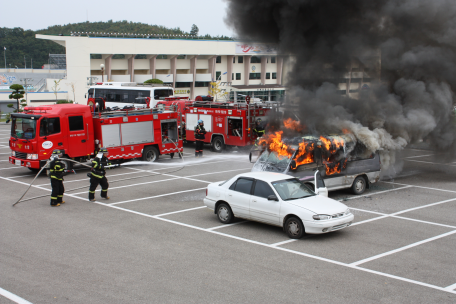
[256,118,262,124]
[198,119,204,124]
[99,147,108,153]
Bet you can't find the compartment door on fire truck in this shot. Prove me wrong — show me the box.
[199,114,212,132]
[67,115,90,157]
[227,117,243,138]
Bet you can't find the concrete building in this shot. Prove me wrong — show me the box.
[33,35,287,104]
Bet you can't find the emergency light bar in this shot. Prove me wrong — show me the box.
[24,106,52,111]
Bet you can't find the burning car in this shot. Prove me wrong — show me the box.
[250,132,381,195]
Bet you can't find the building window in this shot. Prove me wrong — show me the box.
[156,55,168,59]
[249,73,261,80]
[177,55,186,59]
[272,73,277,79]
[233,57,235,63]
[251,56,261,63]
[271,56,276,63]
[216,71,221,80]
[175,82,191,88]
[238,56,243,63]
[236,73,241,80]
[216,56,221,63]
[232,73,234,80]
[266,73,270,79]
[195,82,210,87]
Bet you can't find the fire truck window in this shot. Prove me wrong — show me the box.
[40,117,61,136]
[68,116,84,131]
[233,178,253,195]
[12,117,37,139]
[88,89,94,99]
[228,118,242,137]
[253,180,276,199]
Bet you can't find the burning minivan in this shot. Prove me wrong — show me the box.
[250,132,381,195]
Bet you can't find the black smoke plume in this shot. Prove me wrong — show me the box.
[226,0,456,173]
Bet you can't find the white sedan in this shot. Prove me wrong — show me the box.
[204,171,354,239]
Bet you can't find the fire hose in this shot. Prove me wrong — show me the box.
[13,141,185,206]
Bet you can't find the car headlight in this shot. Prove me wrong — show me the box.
[313,214,331,220]
[11,151,16,157]
[344,209,351,216]
[27,154,39,160]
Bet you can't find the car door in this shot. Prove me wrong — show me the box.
[226,177,253,219]
[249,180,281,225]
[314,170,328,197]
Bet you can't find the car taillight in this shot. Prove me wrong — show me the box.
[206,188,208,196]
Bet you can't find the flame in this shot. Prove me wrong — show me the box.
[283,118,305,132]
[260,132,347,176]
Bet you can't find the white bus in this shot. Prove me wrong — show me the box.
[87,83,174,109]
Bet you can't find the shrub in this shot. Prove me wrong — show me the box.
[144,79,164,84]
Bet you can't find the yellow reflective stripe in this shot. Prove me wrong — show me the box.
[101,189,107,192]
[57,195,63,197]
[91,173,103,179]
[51,196,57,199]
[89,191,95,193]
[51,176,62,180]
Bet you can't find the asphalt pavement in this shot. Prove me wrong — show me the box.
[1,122,455,303]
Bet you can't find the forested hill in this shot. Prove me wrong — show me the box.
[1,20,228,69]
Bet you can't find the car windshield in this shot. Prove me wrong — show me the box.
[11,117,37,139]
[271,178,315,201]
[256,151,292,172]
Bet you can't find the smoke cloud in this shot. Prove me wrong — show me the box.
[226,0,456,173]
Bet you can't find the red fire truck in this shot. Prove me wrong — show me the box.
[156,96,273,152]
[9,104,182,171]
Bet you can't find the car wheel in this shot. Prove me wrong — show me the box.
[285,217,304,239]
[142,146,159,162]
[351,176,367,195]
[216,203,234,224]
[211,136,225,153]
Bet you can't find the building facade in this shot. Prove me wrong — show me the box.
[36,35,287,104]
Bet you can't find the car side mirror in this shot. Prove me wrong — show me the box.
[290,160,297,170]
[249,152,253,163]
[267,195,279,201]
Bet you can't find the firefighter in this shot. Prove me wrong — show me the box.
[88,147,111,201]
[49,149,66,207]
[253,118,265,138]
[195,119,206,157]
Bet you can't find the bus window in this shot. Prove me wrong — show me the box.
[154,89,173,100]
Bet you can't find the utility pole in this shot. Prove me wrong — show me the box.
[3,47,6,69]
[20,78,33,106]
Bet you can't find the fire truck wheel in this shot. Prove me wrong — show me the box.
[143,146,159,162]
[28,168,40,174]
[351,176,366,195]
[211,136,225,153]
[60,157,73,171]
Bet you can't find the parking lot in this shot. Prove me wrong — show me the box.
[1,121,456,303]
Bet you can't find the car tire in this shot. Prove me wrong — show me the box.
[211,136,225,153]
[351,176,367,195]
[60,156,73,171]
[142,146,159,162]
[285,217,305,239]
[216,203,234,224]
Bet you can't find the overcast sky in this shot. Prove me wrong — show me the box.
[0,0,233,37]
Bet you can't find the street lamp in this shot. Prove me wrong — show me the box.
[100,63,105,82]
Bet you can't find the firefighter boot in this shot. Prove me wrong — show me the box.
[50,197,60,207]
[195,152,199,158]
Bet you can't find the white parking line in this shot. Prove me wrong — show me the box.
[405,154,435,159]
[270,239,298,247]
[0,167,23,170]
[405,159,456,166]
[341,185,413,201]
[350,230,456,266]
[0,152,11,154]
[382,181,456,195]
[206,220,247,231]
[155,206,207,217]
[109,188,207,205]
[0,287,32,304]
[445,282,456,291]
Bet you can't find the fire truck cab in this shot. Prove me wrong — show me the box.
[9,104,183,171]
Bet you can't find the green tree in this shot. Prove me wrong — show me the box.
[8,84,25,112]
[208,81,228,101]
[190,24,199,36]
[144,78,164,84]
